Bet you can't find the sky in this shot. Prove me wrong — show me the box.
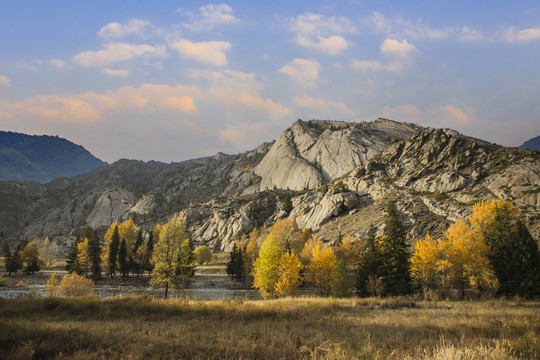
[0,1,539,163]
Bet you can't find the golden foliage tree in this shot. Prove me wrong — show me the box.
[77,238,89,277]
[440,220,494,299]
[305,241,337,296]
[102,218,139,265]
[334,236,362,268]
[252,235,282,299]
[269,219,306,254]
[411,234,443,292]
[275,252,303,297]
[150,216,191,299]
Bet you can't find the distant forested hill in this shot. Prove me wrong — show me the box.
[0,131,107,183]
[519,134,540,152]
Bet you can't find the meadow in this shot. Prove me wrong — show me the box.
[0,295,538,359]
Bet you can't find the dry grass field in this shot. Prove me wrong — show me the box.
[0,295,538,359]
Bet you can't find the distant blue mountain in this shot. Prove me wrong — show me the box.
[519,135,540,152]
[0,131,107,183]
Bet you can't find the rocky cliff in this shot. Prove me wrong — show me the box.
[1,119,539,252]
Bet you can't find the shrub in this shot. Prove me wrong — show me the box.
[44,273,60,296]
[58,272,94,297]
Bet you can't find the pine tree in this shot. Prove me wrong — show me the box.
[86,228,102,281]
[380,201,412,296]
[3,241,21,275]
[65,234,82,274]
[282,194,293,213]
[356,225,383,297]
[144,231,154,276]
[107,225,120,278]
[131,229,144,276]
[226,243,244,281]
[332,259,353,298]
[118,239,128,279]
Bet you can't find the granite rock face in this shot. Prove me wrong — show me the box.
[254,119,422,191]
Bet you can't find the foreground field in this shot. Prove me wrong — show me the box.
[0,296,538,359]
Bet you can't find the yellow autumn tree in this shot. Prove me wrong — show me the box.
[469,199,519,235]
[269,218,306,254]
[411,234,443,292]
[305,242,337,296]
[252,235,282,299]
[77,238,89,277]
[300,236,323,266]
[275,252,303,297]
[101,218,139,264]
[334,236,362,268]
[440,220,494,299]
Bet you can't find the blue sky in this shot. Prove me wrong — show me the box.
[1,1,539,163]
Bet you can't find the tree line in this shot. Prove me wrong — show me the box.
[226,199,540,299]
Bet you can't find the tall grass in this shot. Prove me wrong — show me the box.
[0,296,538,359]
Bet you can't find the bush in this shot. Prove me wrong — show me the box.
[194,246,213,265]
[58,272,94,297]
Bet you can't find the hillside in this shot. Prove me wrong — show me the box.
[520,134,540,152]
[0,119,539,252]
[0,131,107,183]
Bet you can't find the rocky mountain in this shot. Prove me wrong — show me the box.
[1,119,539,253]
[520,134,540,152]
[0,131,107,183]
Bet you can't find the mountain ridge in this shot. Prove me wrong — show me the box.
[0,119,538,252]
[0,131,107,183]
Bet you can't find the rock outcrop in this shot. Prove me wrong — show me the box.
[254,119,422,191]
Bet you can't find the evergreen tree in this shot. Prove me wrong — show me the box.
[380,201,412,296]
[86,228,102,281]
[332,259,353,298]
[282,194,293,214]
[226,243,244,281]
[144,231,154,276]
[3,241,21,275]
[65,233,82,274]
[484,213,540,297]
[356,225,383,297]
[118,239,128,279]
[130,228,144,276]
[107,225,120,278]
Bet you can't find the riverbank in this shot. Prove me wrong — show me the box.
[1,295,538,359]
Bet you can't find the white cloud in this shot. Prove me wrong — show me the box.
[380,38,416,59]
[290,12,355,54]
[350,59,403,73]
[182,4,240,31]
[503,26,540,43]
[0,75,10,87]
[169,39,231,66]
[456,26,484,41]
[98,19,151,39]
[369,11,484,42]
[293,95,352,115]
[369,11,448,39]
[50,59,66,68]
[278,58,321,86]
[104,68,129,77]
[72,42,167,67]
[382,104,475,126]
